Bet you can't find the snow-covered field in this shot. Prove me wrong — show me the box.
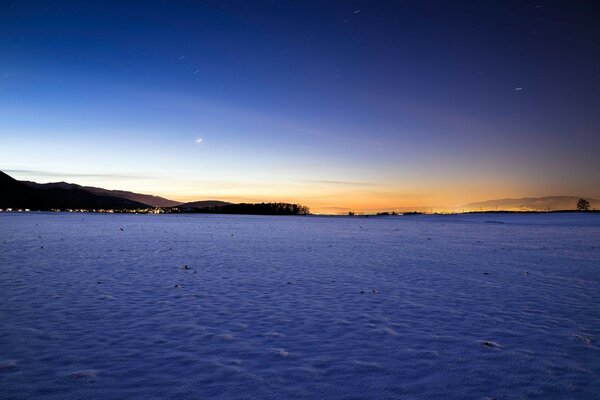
[1,212,599,399]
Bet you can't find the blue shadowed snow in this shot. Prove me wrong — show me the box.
[1,212,599,399]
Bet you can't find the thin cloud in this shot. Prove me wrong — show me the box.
[3,169,153,180]
[306,180,381,187]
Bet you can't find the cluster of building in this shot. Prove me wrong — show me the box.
[0,208,171,214]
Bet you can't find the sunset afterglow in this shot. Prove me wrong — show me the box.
[1,1,599,212]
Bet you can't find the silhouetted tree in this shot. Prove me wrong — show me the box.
[577,198,590,211]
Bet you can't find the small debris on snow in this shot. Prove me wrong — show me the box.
[482,341,501,349]
[576,334,593,346]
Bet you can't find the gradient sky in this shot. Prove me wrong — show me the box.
[1,1,599,212]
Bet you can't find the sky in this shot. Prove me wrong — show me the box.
[1,0,599,213]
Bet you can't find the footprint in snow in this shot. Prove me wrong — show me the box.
[217,333,235,341]
[0,361,17,371]
[381,327,399,337]
[576,334,593,346]
[272,348,289,358]
[69,369,98,379]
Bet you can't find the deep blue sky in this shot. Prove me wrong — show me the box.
[1,1,599,211]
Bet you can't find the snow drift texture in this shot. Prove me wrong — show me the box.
[1,212,599,399]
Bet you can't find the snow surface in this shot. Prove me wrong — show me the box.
[1,212,599,399]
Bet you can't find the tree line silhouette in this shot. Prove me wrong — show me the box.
[179,202,310,215]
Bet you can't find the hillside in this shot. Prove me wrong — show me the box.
[463,196,599,211]
[0,171,45,209]
[177,200,232,210]
[22,181,181,208]
[82,187,180,207]
[1,172,148,210]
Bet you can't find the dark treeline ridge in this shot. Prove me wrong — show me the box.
[176,202,309,215]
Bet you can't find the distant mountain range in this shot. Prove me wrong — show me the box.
[0,171,313,214]
[463,196,598,211]
[0,170,310,215]
[22,181,181,208]
[1,171,305,213]
[1,171,149,210]
[177,200,232,209]
[2,170,596,213]
[1,170,213,210]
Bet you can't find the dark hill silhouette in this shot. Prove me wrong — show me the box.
[463,196,599,211]
[83,187,181,207]
[22,181,79,191]
[1,171,148,210]
[177,200,232,210]
[23,181,181,207]
[0,171,43,209]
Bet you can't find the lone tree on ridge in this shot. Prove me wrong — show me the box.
[577,198,591,211]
